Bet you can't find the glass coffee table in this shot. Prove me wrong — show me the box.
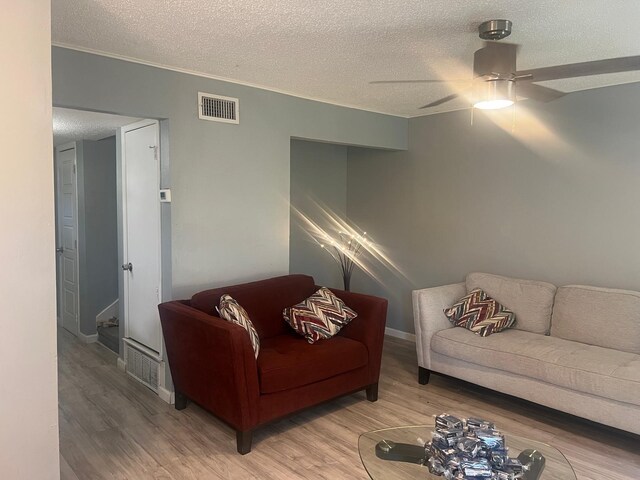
[359,424,576,479]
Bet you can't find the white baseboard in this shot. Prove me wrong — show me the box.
[78,332,98,344]
[96,299,119,324]
[117,357,126,371]
[385,327,416,342]
[158,386,175,405]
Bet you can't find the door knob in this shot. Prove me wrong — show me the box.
[122,262,133,272]
[56,247,64,254]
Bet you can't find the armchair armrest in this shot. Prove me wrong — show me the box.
[158,301,260,431]
[412,283,465,369]
[329,288,388,383]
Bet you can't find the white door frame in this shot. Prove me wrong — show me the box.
[55,142,79,336]
[119,119,163,357]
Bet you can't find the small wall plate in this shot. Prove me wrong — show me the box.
[160,189,171,203]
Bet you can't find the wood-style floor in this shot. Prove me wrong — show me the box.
[58,328,640,479]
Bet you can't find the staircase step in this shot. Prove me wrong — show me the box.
[97,325,119,354]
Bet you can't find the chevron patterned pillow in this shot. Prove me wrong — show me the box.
[444,289,516,337]
[217,294,260,358]
[283,287,358,344]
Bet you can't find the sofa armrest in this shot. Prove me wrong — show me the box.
[412,283,465,369]
[158,301,260,431]
[329,288,388,384]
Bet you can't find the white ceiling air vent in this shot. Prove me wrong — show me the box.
[198,92,239,124]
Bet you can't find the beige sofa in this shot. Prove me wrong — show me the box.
[412,272,640,434]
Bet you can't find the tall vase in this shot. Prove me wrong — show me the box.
[342,270,352,292]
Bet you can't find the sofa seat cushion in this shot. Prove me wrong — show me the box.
[431,327,640,406]
[257,334,368,394]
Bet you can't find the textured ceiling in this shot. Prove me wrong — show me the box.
[52,1,640,117]
[53,107,140,146]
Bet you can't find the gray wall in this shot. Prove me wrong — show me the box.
[77,137,119,335]
[52,47,407,300]
[347,83,640,333]
[289,139,348,288]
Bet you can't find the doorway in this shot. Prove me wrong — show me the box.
[119,120,163,354]
[54,109,166,358]
[55,143,80,336]
[53,107,173,404]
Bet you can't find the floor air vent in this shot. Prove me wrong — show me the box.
[198,92,239,124]
[123,338,160,392]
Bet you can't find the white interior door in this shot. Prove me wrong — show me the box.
[121,120,162,353]
[56,143,79,336]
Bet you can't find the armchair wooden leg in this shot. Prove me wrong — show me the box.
[366,383,379,402]
[418,367,431,385]
[174,390,188,410]
[236,430,252,455]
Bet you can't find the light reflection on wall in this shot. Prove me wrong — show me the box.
[291,202,413,288]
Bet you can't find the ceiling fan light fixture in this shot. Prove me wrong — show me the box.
[473,77,515,110]
[474,99,514,110]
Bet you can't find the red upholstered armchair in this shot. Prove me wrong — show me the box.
[158,274,388,454]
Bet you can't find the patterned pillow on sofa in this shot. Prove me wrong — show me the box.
[444,289,516,337]
[217,294,260,358]
[283,287,358,344]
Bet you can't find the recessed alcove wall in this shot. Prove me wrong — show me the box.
[289,139,349,289]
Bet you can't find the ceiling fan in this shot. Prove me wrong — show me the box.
[372,20,640,110]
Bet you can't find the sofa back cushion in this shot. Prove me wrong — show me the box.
[466,272,556,335]
[551,285,640,354]
[191,274,317,339]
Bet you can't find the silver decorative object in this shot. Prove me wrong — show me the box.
[436,414,464,431]
[426,414,546,480]
[517,449,546,480]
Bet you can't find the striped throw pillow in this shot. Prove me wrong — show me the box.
[444,289,516,337]
[283,287,357,344]
[217,294,260,358]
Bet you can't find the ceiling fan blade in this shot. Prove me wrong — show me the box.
[419,94,459,109]
[517,83,565,102]
[516,56,640,82]
[370,80,469,84]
